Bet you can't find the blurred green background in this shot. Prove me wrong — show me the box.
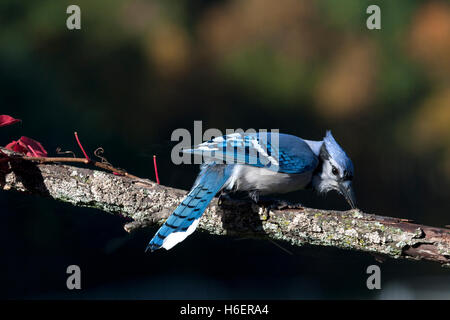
[0,0,449,299]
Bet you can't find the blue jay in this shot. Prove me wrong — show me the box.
[147,131,356,251]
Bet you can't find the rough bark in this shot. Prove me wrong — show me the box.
[1,157,450,267]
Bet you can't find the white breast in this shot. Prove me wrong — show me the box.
[223,164,313,195]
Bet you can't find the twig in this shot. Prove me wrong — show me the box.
[153,155,160,184]
[94,147,111,165]
[74,132,90,161]
[18,155,143,181]
[56,147,76,158]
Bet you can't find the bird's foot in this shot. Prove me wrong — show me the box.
[218,192,247,206]
[218,192,231,206]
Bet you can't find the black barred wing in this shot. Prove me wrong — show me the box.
[183,132,318,174]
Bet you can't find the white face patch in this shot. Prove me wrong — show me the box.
[161,219,200,250]
[313,159,341,193]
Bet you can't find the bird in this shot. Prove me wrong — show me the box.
[146,130,356,251]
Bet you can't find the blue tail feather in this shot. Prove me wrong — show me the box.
[146,164,230,251]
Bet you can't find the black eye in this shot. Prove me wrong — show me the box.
[332,166,339,176]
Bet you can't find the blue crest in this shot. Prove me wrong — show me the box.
[323,131,354,176]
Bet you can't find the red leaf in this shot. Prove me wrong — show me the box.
[4,137,48,157]
[5,140,28,154]
[19,136,48,157]
[0,115,21,127]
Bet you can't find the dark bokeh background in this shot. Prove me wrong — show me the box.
[1,0,449,299]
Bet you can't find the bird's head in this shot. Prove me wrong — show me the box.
[312,131,357,209]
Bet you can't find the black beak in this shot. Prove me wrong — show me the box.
[339,182,357,209]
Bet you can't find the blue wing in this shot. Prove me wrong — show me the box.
[147,164,231,251]
[183,132,318,174]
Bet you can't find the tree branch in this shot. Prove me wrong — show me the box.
[1,154,449,267]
